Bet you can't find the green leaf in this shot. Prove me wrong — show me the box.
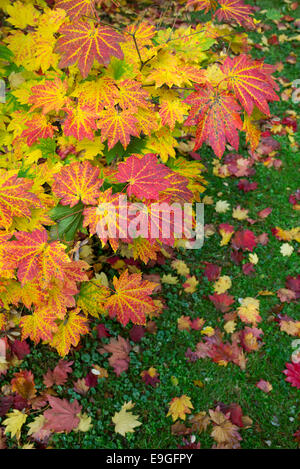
[50,202,84,242]
[0,45,14,61]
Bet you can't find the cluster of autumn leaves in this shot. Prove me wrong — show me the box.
[0,0,281,358]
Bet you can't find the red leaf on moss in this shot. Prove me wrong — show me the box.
[283,362,300,389]
[231,229,257,252]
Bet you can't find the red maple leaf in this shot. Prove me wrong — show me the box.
[43,359,73,387]
[231,229,257,252]
[283,362,300,389]
[203,263,221,281]
[62,105,99,140]
[99,335,131,376]
[55,0,96,19]
[22,115,54,146]
[43,396,81,432]
[184,84,242,158]
[209,293,235,313]
[116,154,170,200]
[56,20,124,78]
[215,0,255,28]
[221,55,279,116]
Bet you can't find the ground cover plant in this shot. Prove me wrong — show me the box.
[0,0,299,450]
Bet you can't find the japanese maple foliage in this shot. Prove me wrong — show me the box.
[0,0,278,356]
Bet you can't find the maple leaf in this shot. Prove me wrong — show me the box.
[22,115,54,146]
[11,370,36,400]
[213,275,232,294]
[159,96,189,130]
[62,105,99,141]
[77,279,110,317]
[141,367,160,387]
[106,270,156,326]
[209,407,242,447]
[167,395,194,422]
[204,263,221,281]
[50,309,89,357]
[184,84,242,158]
[56,21,124,78]
[283,362,300,389]
[130,238,160,264]
[52,161,102,207]
[187,0,218,13]
[209,293,235,313]
[3,410,27,440]
[99,335,131,376]
[43,396,81,433]
[2,229,69,286]
[98,108,139,149]
[28,77,68,114]
[55,0,96,19]
[256,379,272,393]
[113,79,150,112]
[43,359,73,387]
[221,55,279,116]
[0,170,42,230]
[237,297,262,325]
[116,153,170,200]
[112,401,142,436]
[231,229,257,252]
[20,309,59,344]
[74,76,116,113]
[27,415,51,442]
[10,340,30,360]
[83,188,129,250]
[215,0,255,28]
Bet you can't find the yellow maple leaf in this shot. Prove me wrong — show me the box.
[237,297,262,325]
[6,1,40,29]
[213,276,232,294]
[112,401,142,436]
[161,274,179,285]
[171,260,190,277]
[167,395,194,422]
[74,413,93,433]
[3,410,27,440]
[183,276,199,293]
[232,206,249,220]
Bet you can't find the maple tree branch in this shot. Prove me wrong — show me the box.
[132,32,145,70]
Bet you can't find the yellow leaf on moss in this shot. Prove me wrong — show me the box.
[167,395,193,422]
[112,401,142,436]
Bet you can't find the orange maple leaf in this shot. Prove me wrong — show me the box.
[2,229,69,286]
[29,77,69,114]
[0,170,42,230]
[106,270,156,326]
[52,160,103,207]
